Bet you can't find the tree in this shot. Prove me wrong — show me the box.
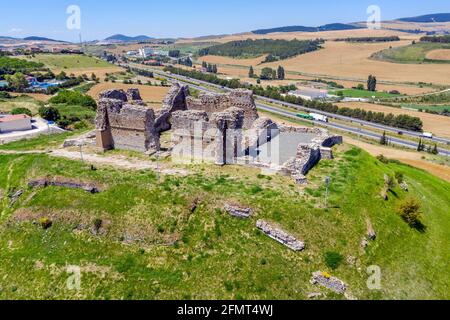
[38,106,60,122]
[5,73,29,91]
[367,75,377,91]
[432,144,439,155]
[202,61,207,69]
[380,131,387,145]
[212,64,218,74]
[260,67,275,80]
[277,66,285,80]
[417,139,425,152]
[249,66,255,78]
[56,71,68,80]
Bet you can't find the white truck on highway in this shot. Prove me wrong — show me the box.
[310,113,329,123]
[422,132,433,139]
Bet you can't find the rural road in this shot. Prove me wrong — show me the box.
[127,64,449,156]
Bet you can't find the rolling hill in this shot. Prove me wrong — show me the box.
[252,23,362,35]
[398,13,450,23]
[104,34,153,43]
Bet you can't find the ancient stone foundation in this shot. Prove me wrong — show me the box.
[256,220,305,251]
[310,271,347,295]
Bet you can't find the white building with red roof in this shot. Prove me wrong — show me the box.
[0,114,32,133]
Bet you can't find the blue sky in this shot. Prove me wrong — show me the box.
[1,0,449,41]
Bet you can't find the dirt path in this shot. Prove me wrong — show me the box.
[345,137,450,182]
[50,149,189,176]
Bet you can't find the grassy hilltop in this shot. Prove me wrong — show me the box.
[0,141,449,300]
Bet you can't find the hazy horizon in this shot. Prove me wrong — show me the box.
[1,0,449,42]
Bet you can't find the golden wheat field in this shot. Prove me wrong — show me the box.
[336,102,450,138]
[259,40,450,85]
[179,28,409,43]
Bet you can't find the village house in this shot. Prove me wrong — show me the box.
[0,114,32,133]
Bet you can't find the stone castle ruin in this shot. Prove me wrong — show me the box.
[93,84,342,183]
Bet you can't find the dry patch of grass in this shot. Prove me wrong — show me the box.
[336,102,450,138]
[344,136,450,183]
[9,93,51,102]
[426,49,450,61]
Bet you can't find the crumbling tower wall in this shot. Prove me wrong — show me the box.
[186,89,258,129]
[95,89,160,153]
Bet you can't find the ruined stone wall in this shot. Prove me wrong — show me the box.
[186,89,258,129]
[95,89,160,153]
[155,83,189,133]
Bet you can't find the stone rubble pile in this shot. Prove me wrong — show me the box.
[310,271,347,294]
[28,178,101,194]
[256,220,305,251]
[224,204,252,219]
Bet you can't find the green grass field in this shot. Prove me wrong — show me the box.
[400,103,450,113]
[371,42,450,64]
[0,95,44,115]
[21,54,113,70]
[0,142,448,300]
[330,89,401,99]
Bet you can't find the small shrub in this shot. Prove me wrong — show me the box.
[395,172,404,184]
[398,198,425,231]
[93,218,103,232]
[39,217,52,230]
[224,281,234,292]
[376,154,389,164]
[11,107,32,117]
[324,251,344,270]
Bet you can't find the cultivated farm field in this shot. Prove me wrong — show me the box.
[194,40,447,93]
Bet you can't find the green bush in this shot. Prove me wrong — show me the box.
[324,251,344,270]
[49,90,97,109]
[0,91,11,99]
[398,198,425,231]
[11,107,32,117]
[38,106,61,122]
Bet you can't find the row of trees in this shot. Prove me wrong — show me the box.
[335,36,400,43]
[417,139,439,154]
[249,66,285,80]
[420,35,450,43]
[163,66,424,132]
[202,61,218,74]
[178,57,193,67]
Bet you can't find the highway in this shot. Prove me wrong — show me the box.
[127,63,450,156]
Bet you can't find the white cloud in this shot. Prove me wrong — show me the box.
[9,27,23,33]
